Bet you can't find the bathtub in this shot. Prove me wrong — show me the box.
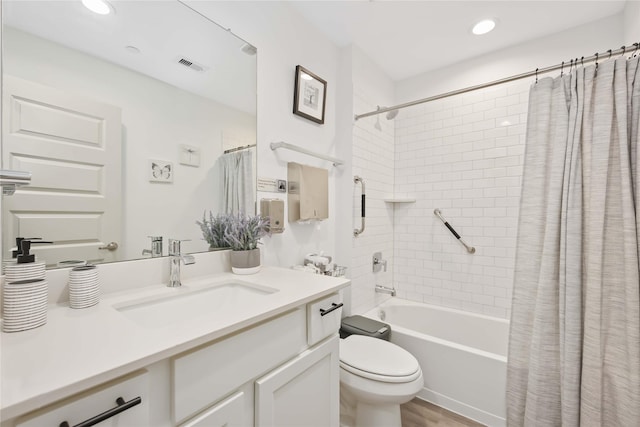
[363,298,508,427]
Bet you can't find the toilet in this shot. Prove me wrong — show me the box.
[339,317,423,427]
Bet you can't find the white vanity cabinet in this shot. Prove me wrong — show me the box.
[174,292,343,427]
[255,334,339,427]
[2,291,344,427]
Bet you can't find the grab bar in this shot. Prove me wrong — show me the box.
[354,176,365,236]
[434,209,475,254]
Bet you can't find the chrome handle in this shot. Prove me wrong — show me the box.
[433,209,476,254]
[98,242,119,251]
[354,176,365,237]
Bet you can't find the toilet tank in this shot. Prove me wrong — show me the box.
[340,315,390,341]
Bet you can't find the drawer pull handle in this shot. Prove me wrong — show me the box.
[319,302,343,317]
[59,396,142,427]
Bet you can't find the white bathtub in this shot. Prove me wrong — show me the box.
[363,298,508,427]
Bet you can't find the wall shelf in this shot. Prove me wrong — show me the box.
[383,198,416,203]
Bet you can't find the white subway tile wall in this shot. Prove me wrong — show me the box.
[351,89,396,315]
[393,80,530,319]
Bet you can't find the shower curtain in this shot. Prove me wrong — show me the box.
[507,55,640,426]
[221,150,254,215]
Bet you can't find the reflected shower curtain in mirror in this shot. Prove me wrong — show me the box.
[221,150,254,215]
[507,56,640,426]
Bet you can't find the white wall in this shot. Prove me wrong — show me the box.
[396,14,625,104]
[391,14,626,318]
[3,27,256,259]
[625,1,640,43]
[185,1,346,269]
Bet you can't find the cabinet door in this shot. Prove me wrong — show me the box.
[255,335,339,427]
[180,391,245,427]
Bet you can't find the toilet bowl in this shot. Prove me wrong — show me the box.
[339,335,423,427]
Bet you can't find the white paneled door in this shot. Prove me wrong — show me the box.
[2,75,122,267]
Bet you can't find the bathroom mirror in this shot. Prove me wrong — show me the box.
[1,0,257,268]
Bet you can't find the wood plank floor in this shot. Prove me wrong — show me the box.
[400,398,486,427]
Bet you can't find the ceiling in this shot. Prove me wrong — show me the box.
[3,1,257,114]
[289,1,628,81]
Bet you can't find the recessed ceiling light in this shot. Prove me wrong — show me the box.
[472,19,496,35]
[82,0,112,15]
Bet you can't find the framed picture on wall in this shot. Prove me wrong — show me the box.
[293,65,327,124]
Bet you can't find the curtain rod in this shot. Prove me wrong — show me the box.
[354,42,640,121]
[224,144,256,154]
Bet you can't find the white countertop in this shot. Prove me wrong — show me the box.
[0,267,349,421]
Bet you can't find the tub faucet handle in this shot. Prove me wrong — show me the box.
[372,251,387,273]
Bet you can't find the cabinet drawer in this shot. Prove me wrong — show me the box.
[172,308,306,424]
[307,293,342,346]
[16,370,149,427]
[180,391,245,427]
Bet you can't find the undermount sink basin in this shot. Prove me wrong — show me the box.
[114,281,278,328]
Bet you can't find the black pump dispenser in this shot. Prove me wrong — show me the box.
[13,238,53,264]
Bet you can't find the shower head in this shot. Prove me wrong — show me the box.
[386,109,399,120]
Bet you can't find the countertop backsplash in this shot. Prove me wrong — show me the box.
[1,250,232,306]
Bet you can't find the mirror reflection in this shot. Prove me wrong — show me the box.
[1,0,257,268]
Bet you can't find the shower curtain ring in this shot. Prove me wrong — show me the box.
[607,49,612,59]
[581,56,584,66]
[595,52,599,69]
[621,46,626,57]
[535,68,538,83]
[561,61,564,76]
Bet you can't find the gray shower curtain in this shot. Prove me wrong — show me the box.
[507,56,640,426]
[221,150,254,215]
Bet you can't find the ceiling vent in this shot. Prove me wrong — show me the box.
[176,56,207,72]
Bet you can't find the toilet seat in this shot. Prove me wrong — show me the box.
[340,335,421,383]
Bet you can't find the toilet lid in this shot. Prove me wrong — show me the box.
[340,335,421,383]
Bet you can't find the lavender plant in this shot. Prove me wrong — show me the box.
[223,213,270,251]
[196,211,231,248]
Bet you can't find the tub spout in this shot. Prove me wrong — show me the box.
[375,285,396,296]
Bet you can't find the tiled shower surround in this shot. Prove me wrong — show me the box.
[352,80,529,318]
[393,81,530,318]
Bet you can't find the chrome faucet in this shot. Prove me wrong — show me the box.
[372,252,388,273]
[142,235,163,257]
[168,239,195,287]
[375,285,396,296]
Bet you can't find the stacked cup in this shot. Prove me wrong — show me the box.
[2,261,47,333]
[68,265,100,309]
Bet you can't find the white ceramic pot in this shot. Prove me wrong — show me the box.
[230,248,261,274]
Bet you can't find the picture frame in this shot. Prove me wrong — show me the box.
[148,159,173,183]
[293,65,327,124]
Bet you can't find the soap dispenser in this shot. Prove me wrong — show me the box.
[4,238,52,281]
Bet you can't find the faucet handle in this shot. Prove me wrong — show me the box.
[168,238,190,256]
[148,235,162,242]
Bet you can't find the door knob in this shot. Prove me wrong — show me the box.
[98,241,119,251]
